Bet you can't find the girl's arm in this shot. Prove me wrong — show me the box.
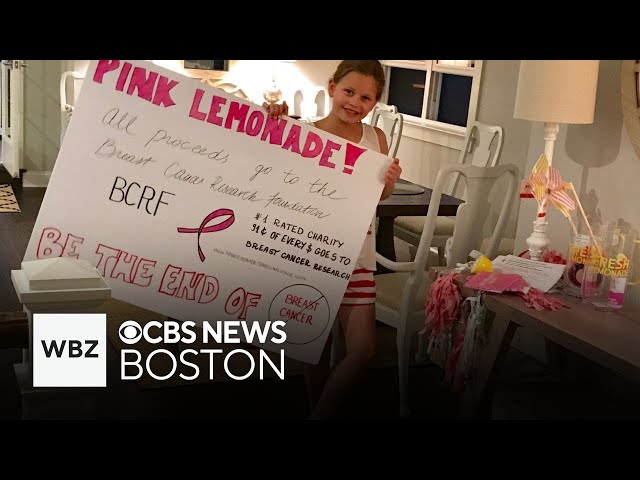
[381,158,402,200]
[374,127,402,200]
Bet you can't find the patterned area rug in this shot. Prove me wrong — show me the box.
[0,184,20,212]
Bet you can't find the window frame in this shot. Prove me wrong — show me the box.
[380,60,483,139]
[182,60,230,82]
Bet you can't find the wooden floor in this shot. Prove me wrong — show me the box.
[0,185,46,312]
[0,168,41,418]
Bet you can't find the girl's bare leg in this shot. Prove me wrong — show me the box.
[303,332,332,412]
[308,304,376,419]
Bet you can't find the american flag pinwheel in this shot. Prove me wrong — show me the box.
[526,153,603,258]
[529,153,576,219]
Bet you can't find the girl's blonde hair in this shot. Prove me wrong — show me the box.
[331,60,386,101]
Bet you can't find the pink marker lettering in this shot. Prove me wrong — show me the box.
[319,140,341,169]
[93,60,120,84]
[152,76,179,108]
[115,62,132,92]
[189,89,207,121]
[207,96,227,126]
[301,131,324,158]
[343,143,367,174]
[126,67,157,101]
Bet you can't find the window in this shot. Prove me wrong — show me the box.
[184,60,229,72]
[182,60,230,82]
[380,60,483,135]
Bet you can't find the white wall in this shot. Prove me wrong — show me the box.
[23,60,62,172]
[476,60,532,240]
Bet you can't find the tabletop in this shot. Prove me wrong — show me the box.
[483,292,640,383]
[374,178,463,267]
[377,179,463,218]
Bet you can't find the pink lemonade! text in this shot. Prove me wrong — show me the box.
[93,60,179,108]
[90,60,372,176]
[188,90,368,175]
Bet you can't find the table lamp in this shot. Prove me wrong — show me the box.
[514,60,599,261]
[262,60,297,106]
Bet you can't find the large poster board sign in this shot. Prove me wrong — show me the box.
[24,60,389,363]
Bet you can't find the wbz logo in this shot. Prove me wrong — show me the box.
[33,313,106,387]
[41,339,99,358]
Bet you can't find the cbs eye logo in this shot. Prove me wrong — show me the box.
[119,320,143,345]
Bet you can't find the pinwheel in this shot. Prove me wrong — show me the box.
[529,154,575,220]
[526,153,603,258]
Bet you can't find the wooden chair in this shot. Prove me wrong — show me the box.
[394,122,504,264]
[374,163,519,415]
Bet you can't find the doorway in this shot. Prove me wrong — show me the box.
[0,60,64,187]
[0,60,24,180]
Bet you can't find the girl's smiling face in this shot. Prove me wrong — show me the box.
[329,72,379,124]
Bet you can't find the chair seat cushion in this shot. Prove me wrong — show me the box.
[394,216,456,236]
[375,272,433,312]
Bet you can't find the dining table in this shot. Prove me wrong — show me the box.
[375,178,463,272]
[458,287,640,418]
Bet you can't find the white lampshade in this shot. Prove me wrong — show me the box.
[514,60,600,124]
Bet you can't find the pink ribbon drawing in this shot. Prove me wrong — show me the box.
[177,208,235,262]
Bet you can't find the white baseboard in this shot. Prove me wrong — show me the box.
[23,170,51,188]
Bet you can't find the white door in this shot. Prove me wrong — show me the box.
[0,60,25,178]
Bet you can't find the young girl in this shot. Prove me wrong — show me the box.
[264,60,402,418]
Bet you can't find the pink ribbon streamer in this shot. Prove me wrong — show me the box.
[177,208,235,262]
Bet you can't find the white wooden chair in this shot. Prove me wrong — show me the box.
[60,71,85,143]
[370,104,404,158]
[375,163,519,415]
[394,122,504,264]
[203,79,251,102]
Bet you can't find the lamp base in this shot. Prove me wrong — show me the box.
[263,81,282,105]
[526,220,549,262]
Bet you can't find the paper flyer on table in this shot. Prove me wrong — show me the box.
[491,255,565,292]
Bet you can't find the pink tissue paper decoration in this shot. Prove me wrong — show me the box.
[542,249,566,265]
[518,248,567,265]
[517,288,569,311]
[465,272,569,311]
[420,272,462,338]
[420,272,465,391]
[464,271,529,294]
